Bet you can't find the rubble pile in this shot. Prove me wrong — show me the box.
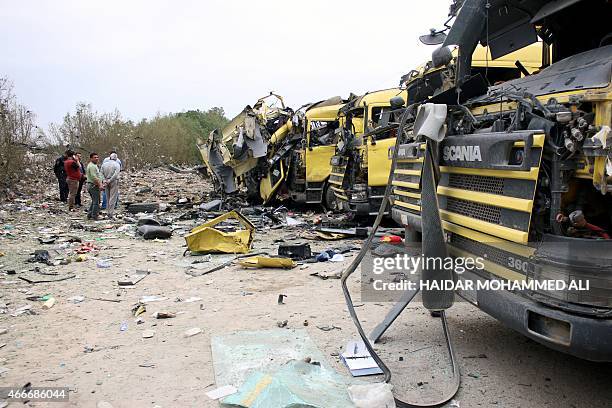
[0,165,398,407]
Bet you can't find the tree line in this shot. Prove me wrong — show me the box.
[48,103,228,169]
[0,76,228,198]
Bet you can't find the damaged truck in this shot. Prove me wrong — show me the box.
[383,0,612,361]
[332,43,543,215]
[199,93,350,208]
[198,93,293,202]
[339,1,611,404]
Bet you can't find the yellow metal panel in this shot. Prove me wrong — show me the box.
[306,145,335,182]
[260,162,285,204]
[471,42,542,72]
[395,169,422,176]
[269,121,291,145]
[437,186,533,212]
[439,209,528,243]
[513,133,545,148]
[335,193,349,201]
[368,138,396,186]
[394,200,421,212]
[393,188,421,199]
[440,166,539,180]
[352,117,365,136]
[305,104,345,121]
[358,88,407,107]
[185,211,255,254]
[441,221,535,258]
[392,180,420,189]
[397,157,424,163]
[448,247,526,282]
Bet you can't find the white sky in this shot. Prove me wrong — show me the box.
[1,0,451,129]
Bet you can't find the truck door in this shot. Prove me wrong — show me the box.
[367,104,396,187]
[305,119,337,183]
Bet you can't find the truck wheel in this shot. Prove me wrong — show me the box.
[323,183,338,211]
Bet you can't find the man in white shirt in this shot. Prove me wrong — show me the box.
[100,153,121,218]
[101,150,122,210]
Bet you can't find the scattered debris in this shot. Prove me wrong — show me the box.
[340,341,382,377]
[223,360,358,407]
[137,217,161,227]
[139,296,168,303]
[238,256,296,269]
[200,199,223,211]
[42,297,56,309]
[348,383,396,408]
[316,324,341,332]
[18,274,76,284]
[285,216,303,226]
[142,330,155,339]
[127,202,159,214]
[309,271,341,280]
[137,225,172,240]
[184,327,202,337]
[186,252,264,277]
[278,243,311,260]
[118,270,150,286]
[10,305,35,317]
[182,296,202,303]
[132,303,146,317]
[185,211,254,254]
[205,385,237,400]
[96,259,113,268]
[152,311,176,319]
[26,249,52,265]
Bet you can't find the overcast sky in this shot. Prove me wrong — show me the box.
[2,0,451,129]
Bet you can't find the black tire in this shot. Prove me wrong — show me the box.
[127,203,159,214]
[323,183,338,211]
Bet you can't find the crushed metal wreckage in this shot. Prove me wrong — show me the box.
[199,92,357,209]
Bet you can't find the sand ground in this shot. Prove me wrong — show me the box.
[1,170,611,408]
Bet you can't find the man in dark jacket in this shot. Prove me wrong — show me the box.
[75,153,86,207]
[53,150,71,203]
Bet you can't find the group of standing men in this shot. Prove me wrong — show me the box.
[53,150,122,220]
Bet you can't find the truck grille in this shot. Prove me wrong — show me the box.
[449,174,504,195]
[446,197,501,224]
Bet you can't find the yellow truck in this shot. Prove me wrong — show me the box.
[329,88,407,212]
[385,0,612,361]
[331,43,542,215]
[197,93,294,202]
[280,98,347,208]
[200,94,349,208]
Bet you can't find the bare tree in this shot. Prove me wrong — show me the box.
[0,77,38,197]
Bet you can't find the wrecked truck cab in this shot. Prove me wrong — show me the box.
[332,43,543,216]
[330,88,407,215]
[199,93,294,201]
[275,96,350,209]
[389,0,612,361]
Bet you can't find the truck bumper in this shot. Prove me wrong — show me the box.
[461,271,612,362]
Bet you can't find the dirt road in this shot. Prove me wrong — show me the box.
[1,170,611,408]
